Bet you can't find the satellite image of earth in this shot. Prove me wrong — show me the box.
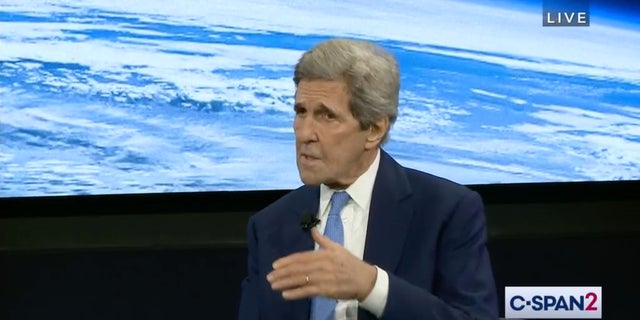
[1,0,639,197]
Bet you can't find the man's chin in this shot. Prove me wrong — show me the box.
[298,172,323,186]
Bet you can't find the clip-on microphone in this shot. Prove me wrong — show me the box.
[300,212,320,231]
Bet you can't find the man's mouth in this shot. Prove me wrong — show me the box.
[300,153,320,161]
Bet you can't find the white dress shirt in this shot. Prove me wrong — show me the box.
[315,149,389,319]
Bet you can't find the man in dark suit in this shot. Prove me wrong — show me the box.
[238,38,498,320]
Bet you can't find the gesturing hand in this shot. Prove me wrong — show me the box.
[267,228,377,301]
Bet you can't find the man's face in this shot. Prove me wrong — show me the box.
[293,78,377,189]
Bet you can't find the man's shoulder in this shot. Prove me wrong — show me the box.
[396,164,478,207]
[405,167,471,193]
[380,149,473,198]
[399,166,484,219]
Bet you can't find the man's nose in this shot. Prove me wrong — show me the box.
[294,117,318,142]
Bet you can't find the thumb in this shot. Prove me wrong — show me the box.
[311,227,337,249]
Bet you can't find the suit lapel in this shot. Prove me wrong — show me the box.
[279,222,314,319]
[363,150,414,273]
[267,186,320,319]
[276,185,320,256]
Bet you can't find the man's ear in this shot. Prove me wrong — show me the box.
[365,117,389,149]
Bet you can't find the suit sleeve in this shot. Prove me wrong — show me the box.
[381,191,498,320]
[238,217,260,320]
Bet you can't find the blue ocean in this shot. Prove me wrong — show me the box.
[1,0,639,197]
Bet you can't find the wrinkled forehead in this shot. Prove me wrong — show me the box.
[294,79,351,112]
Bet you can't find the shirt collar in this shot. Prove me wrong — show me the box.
[319,149,381,217]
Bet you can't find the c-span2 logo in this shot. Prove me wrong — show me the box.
[543,0,590,26]
[505,286,602,318]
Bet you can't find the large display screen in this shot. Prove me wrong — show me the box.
[1,0,638,197]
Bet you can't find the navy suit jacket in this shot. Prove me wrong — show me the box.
[238,150,498,319]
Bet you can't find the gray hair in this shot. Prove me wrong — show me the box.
[293,38,400,144]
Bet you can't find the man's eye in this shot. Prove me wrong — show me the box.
[324,112,336,120]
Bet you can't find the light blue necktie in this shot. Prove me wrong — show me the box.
[310,191,350,320]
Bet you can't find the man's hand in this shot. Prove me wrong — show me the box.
[267,228,377,301]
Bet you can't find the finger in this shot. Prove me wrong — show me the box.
[269,273,311,291]
[281,283,320,300]
[311,227,338,249]
[267,262,305,284]
[272,250,316,269]
[268,258,322,284]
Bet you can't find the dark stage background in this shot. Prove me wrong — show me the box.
[1,180,638,319]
